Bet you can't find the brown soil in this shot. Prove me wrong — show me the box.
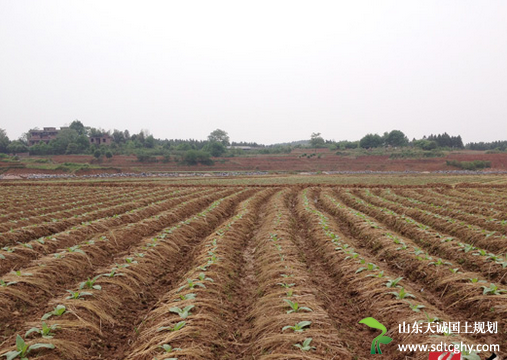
[3,150,507,175]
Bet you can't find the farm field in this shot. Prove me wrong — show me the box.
[2,150,507,176]
[0,181,506,359]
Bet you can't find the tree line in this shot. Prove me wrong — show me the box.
[1,122,506,164]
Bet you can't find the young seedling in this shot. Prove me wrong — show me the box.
[406,302,425,312]
[481,283,507,295]
[174,293,197,302]
[124,257,137,264]
[1,334,55,360]
[418,311,440,324]
[283,299,312,314]
[344,252,360,260]
[385,277,403,288]
[428,258,452,266]
[157,321,186,332]
[277,282,295,289]
[101,269,124,278]
[177,279,205,293]
[11,271,33,277]
[65,290,93,300]
[25,322,59,339]
[366,271,385,278]
[469,278,486,284]
[282,321,312,332]
[169,305,195,319]
[413,248,425,256]
[0,279,17,287]
[66,245,85,255]
[294,338,316,351]
[79,275,102,290]
[473,249,488,257]
[356,263,379,274]
[159,343,181,353]
[17,242,33,249]
[459,243,476,253]
[41,305,66,321]
[388,287,415,300]
[197,273,213,282]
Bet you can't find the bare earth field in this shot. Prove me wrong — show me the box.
[2,150,507,175]
[0,177,506,359]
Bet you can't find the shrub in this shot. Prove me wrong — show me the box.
[136,151,157,163]
[446,160,491,170]
[181,150,213,166]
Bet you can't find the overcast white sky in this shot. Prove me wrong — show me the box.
[1,1,506,144]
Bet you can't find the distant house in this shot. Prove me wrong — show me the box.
[89,134,113,146]
[28,127,60,146]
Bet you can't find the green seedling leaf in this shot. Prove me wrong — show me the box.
[157,321,186,332]
[385,277,403,288]
[294,337,316,351]
[282,321,312,332]
[41,305,66,320]
[169,305,195,319]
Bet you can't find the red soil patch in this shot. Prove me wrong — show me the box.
[3,151,507,175]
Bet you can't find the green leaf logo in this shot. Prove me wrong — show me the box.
[359,317,393,354]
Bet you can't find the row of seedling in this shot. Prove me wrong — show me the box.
[390,189,507,233]
[0,185,154,232]
[0,186,191,245]
[340,189,507,281]
[297,188,480,352]
[359,188,507,254]
[0,189,252,359]
[0,189,234,325]
[126,189,270,360]
[0,185,137,223]
[319,191,507,334]
[379,189,506,242]
[245,190,353,358]
[0,188,207,274]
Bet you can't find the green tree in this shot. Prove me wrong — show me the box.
[359,134,383,149]
[310,132,325,148]
[176,143,193,151]
[69,120,86,135]
[29,141,51,155]
[413,139,437,150]
[182,150,213,165]
[112,129,126,144]
[144,135,155,148]
[385,130,408,147]
[89,128,105,137]
[204,141,226,157]
[7,140,28,154]
[50,128,79,154]
[76,135,91,152]
[66,143,80,154]
[208,129,230,146]
[0,129,10,153]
